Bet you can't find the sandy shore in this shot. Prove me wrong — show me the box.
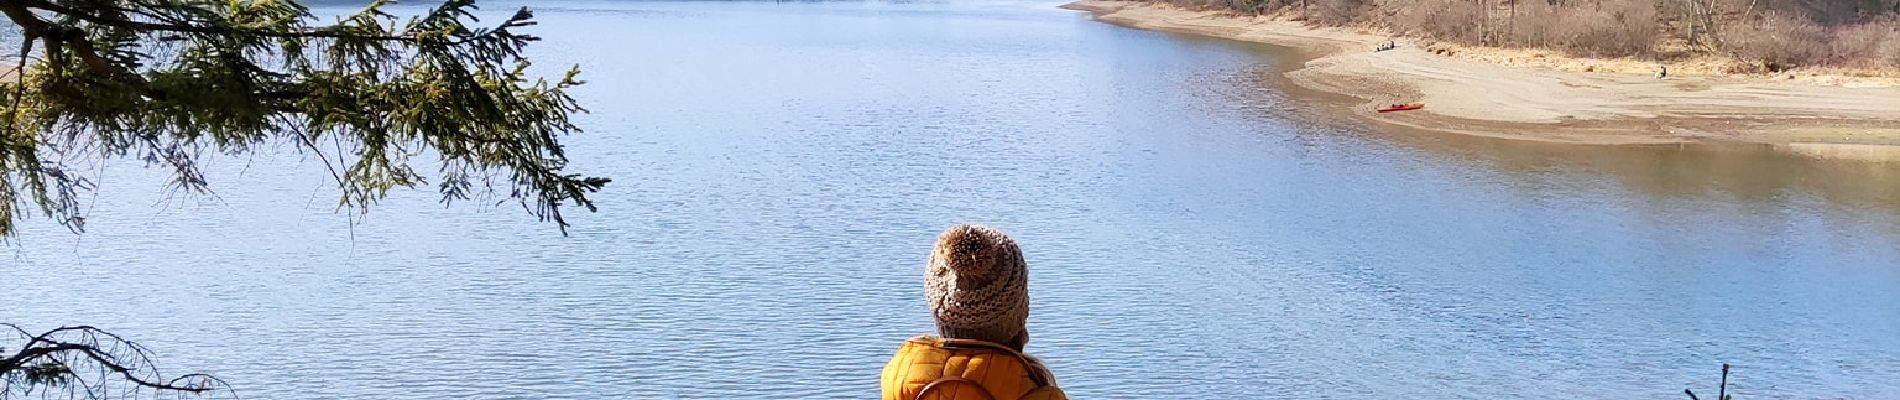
[1062,1,1900,157]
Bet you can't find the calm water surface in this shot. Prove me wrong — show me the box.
[6,1,1900,399]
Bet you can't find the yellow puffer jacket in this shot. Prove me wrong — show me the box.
[881,336,1068,400]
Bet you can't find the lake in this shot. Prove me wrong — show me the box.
[4,1,1898,399]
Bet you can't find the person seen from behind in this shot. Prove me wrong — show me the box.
[880,224,1066,400]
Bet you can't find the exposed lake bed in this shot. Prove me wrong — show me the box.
[1066,0,1900,160]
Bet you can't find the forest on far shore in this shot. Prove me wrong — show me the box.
[1163,0,1900,71]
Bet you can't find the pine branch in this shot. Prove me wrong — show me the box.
[18,0,416,41]
[0,0,607,237]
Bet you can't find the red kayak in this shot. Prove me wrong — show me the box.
[1377,103,1424,113]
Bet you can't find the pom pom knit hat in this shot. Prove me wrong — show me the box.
[924,224,1030,347]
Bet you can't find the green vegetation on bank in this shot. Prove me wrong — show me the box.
[1161,0,1900,71]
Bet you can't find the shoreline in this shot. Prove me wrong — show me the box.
[1061,0,1900,160]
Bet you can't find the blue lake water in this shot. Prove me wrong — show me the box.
[5,1,1899,399]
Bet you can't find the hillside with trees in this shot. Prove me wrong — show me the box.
[1162,0,1900,73]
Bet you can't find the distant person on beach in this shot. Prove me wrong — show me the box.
[880,225,1067,400]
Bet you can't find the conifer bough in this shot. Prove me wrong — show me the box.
[0,0,609,236]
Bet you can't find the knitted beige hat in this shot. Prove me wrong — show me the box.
[925,224,1030,347]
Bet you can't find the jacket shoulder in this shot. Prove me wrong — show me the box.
[881,337,1051,400]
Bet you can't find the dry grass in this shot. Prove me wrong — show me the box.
[1382,0,1484,43]
[1720,12,1827,71]
[1375,0,1659,57]
[1552,1,1661,58]
[1306,0,1367,25]
[1829,19,1900,68]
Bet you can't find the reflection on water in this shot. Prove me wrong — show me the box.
[4,1,1897,399]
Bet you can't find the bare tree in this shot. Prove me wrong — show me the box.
[1684,0,1722,50]
[1,325,233,400]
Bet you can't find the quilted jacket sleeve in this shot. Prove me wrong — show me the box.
[1019,386,1068,400]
